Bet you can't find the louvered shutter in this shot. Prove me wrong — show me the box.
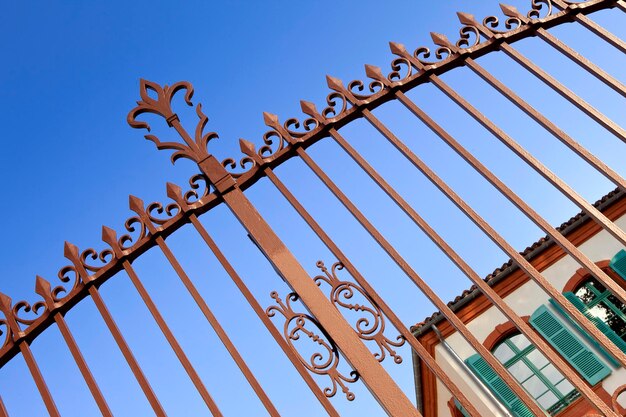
[530,305,611,385]
[610,249,626,280]
[465,354,532,417]
[556,293,626,356]
[453,398,471,417]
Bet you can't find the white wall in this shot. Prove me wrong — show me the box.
[434,214,626,416]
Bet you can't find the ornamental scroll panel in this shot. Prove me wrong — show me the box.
[1,0,625,416]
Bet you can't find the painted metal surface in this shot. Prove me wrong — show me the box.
[0,0,624,415]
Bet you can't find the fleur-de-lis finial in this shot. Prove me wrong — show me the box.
[127,79,218,165]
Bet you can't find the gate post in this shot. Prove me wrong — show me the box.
[128,80,421,417]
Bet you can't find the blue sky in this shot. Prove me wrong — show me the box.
[0,1,624,416]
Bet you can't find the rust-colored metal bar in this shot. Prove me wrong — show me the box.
[396,64,626,305]
[184,212,341,417]
[19,344,61,417]
[385,41,626,315]
[2,0,621,371]
[462,56,625,191]
[323,125,616,417]
[535,27,626,98]
[426,72,626,248]
[378,90,626,368]
[0,294,61,417]
[462,13,626,143]
[34,277,113,417]
[136,221,276,417]
[53,315,113,417]
[87,286,167,417]
[289,144,548,417]
[0,396,8,417]
[120,259,223,416]
[158,113,422,416]
[551,0,626,54]
[237,144,481,416]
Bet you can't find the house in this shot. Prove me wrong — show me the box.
[412,188,626,417]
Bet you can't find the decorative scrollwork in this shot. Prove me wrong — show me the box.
[53,265,80,302]
[527,0,553,19]
[314,261,405,364]
[482,14,522,34]
[347,79,385,101]
[12,299,47,326]
[414,45,453,66]
[0,319,10,348]
[117,216,148,251]
[183,173,211,204]
[456,25,481,49]
[266,291,359,400]
[80,247,115,273]
[283,117,319,139]
[322,91,349,120]
[128,79,218,165]
[146,201,181,226]
[387,57,413,82]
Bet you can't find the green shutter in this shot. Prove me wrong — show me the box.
[453,398,471,417]
[530,305,611,385]
[610,249,626,280]
[465,354,532,417]
[550,293,626,363]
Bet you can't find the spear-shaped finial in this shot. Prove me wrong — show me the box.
[457,12,478,26]
[326,75,345,92]
[389,42,409,57]
[128,195,145,215]
[300,100,323,122]
[34,276,54,305]
[500,3,522,18]
[364,64,387,85]
[101,226,123,258]
[430,32,452,48]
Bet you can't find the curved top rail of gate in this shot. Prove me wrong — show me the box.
[1,1,625,415]
[0,0,619,370]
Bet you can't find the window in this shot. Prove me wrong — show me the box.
[491,333,578,414]
[466,306,612,417]
[574,278,626,343]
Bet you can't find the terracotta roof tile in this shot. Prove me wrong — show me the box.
[411,187,624,334]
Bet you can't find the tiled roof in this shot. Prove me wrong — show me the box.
[411,187,624,335]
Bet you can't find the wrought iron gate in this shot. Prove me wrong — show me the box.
[1,0,625,415]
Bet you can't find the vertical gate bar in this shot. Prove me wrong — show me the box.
[321,125,616,416]
[551,0,626,54]
[34,277,113,417]
[343,86,626,371]
[238,144,481,417]
[425,73,626,248]
[112,256,224,417]
[141,231,278,417]
[457,14,626,144]
[161,114,422,417]
[0,396,8,417]
[183,212,341,417]
[0,294,61,417]
[207,179,420,417]
[461,56,625,190]
[87,285,167,417]
[20,344,60,417]
[289,145,550,417]
[383,46,626,309]
[128,85,421,417]
[534,27,626,98]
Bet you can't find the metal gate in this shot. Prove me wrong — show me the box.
[1,0,625,415]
